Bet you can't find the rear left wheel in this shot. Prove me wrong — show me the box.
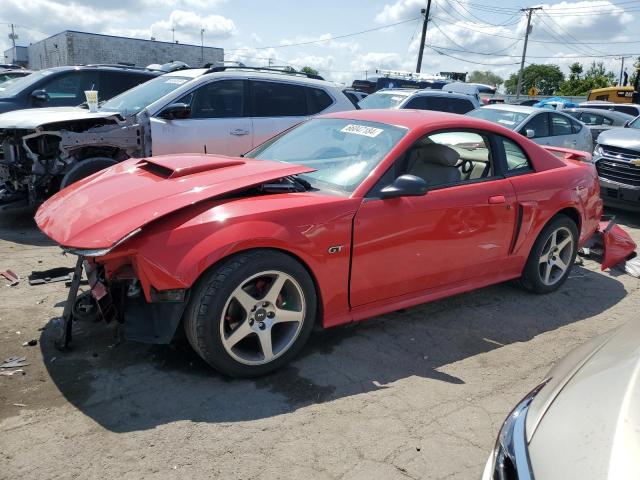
[519,215,578,294]
[184,250,317,377]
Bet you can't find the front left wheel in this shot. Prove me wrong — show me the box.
[184,250,317,377]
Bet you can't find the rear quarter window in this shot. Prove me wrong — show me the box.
[307,87,334,114]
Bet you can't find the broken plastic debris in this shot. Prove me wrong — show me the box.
[22,339,37,347]
[0,356,29,368]
[1,269,19,286]
[0,369,24,377]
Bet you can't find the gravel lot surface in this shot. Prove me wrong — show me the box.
[1,207,638,480]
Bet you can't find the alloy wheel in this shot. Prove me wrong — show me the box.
[219,270,306,365]
[538,226,574,286]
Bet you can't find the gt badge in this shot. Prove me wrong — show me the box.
[327,245,343,254]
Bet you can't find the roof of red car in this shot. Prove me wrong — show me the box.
[320,109,480,130]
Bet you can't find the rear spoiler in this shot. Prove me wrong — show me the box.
[542,145,592,163]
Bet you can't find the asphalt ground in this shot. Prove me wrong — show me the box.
[1,207,638,480]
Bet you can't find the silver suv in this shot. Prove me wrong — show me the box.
[0,67,355,205]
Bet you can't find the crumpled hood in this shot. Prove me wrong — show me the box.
[526,319,640,480]
[0,106,120,129]
[35,154,314,249]
[597,127,640,151]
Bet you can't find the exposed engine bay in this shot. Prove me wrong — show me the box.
[0,111,152,205]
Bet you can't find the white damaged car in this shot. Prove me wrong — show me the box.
[0,67,355,205]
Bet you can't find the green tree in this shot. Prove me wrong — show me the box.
[300,66,319,76]
[467,70,503,87]
[504,64,564,95]
[558,61,616,95]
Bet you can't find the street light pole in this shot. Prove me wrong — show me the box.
[416,0,432,74]
[200,28,205,65]
[516,7,542,99]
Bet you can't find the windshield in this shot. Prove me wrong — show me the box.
[359,91,410,109]
[629,116,640,129]
[467,108,529,129]
[245,118,407,193]
[0,71,45,97]
[99,75,191,116]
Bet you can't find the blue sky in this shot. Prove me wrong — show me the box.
[1,0,639,83]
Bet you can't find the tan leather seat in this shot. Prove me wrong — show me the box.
[407,143,461,186]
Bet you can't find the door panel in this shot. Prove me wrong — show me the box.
[150,117,252,156]
[150,79,252,157]
[350,179,517,307]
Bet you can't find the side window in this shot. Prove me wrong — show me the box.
[307,87,333,114]
[501,137,531,173]
[179,80,244,119]
[251,81,307,117]
[602,116,614,126]
[98,72,149,100]
[41,72,99,104]
[570,119,583,134]
[550,113,573,136]
[580,113,602,125]
[400,130,494,188]
[522,113,549,138]
[404,96,475,114]
[617,106,639,116]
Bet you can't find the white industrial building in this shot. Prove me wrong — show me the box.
[17,30,224,70]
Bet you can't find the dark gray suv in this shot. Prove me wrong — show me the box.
[0,65,161,114]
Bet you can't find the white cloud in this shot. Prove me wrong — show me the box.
[375,0,424,23]
[151,10,236,41]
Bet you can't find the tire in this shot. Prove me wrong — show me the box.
[519,214,579,294]
[60,157,117,190]
[183,250,318,377]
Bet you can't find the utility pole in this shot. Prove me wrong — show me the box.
[172,27,175,43]
[516,7,542,99]
[416,0,432,74]
[8,24,18,49]
[200,28,205,65]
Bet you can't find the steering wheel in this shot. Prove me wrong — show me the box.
[461,159,474,175]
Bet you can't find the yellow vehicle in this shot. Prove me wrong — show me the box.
[587,72,640,103]
[587,86,636,103]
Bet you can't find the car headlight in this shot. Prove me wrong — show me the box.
[593,144,603,158]
[484,380,550,480]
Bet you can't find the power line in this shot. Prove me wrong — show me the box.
[427,45,521,65]
[226,17,420,52]
[425,44,639,58]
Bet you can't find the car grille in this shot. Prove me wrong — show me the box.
[597,146,640,186]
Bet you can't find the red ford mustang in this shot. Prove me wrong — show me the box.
[36,110,633,377]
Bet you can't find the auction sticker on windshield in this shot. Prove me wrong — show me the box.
[341,124,384,137]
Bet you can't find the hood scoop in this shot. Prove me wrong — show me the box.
[138,155,245,179]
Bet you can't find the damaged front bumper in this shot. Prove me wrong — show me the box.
[56,255,188,350]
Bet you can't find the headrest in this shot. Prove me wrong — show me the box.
[413,143,459,167]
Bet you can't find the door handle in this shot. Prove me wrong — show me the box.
[488,195,506,204]
[230,129,249,136]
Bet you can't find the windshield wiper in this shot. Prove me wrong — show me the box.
[260,176,312,194]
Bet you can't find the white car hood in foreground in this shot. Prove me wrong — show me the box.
[0,107,120,129]
[527,318,640,480]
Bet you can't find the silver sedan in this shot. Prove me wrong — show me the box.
[482,317,640,480]
[468,104,593,153]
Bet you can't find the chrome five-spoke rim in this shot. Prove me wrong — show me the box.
[220,270,306,365]
[538,227,574,286]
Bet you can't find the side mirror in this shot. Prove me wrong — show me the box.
[380,174,428,199]
[159,103,191,120]
[525,129,535,138]
[31,89,49,102]
[623,121,630,128]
